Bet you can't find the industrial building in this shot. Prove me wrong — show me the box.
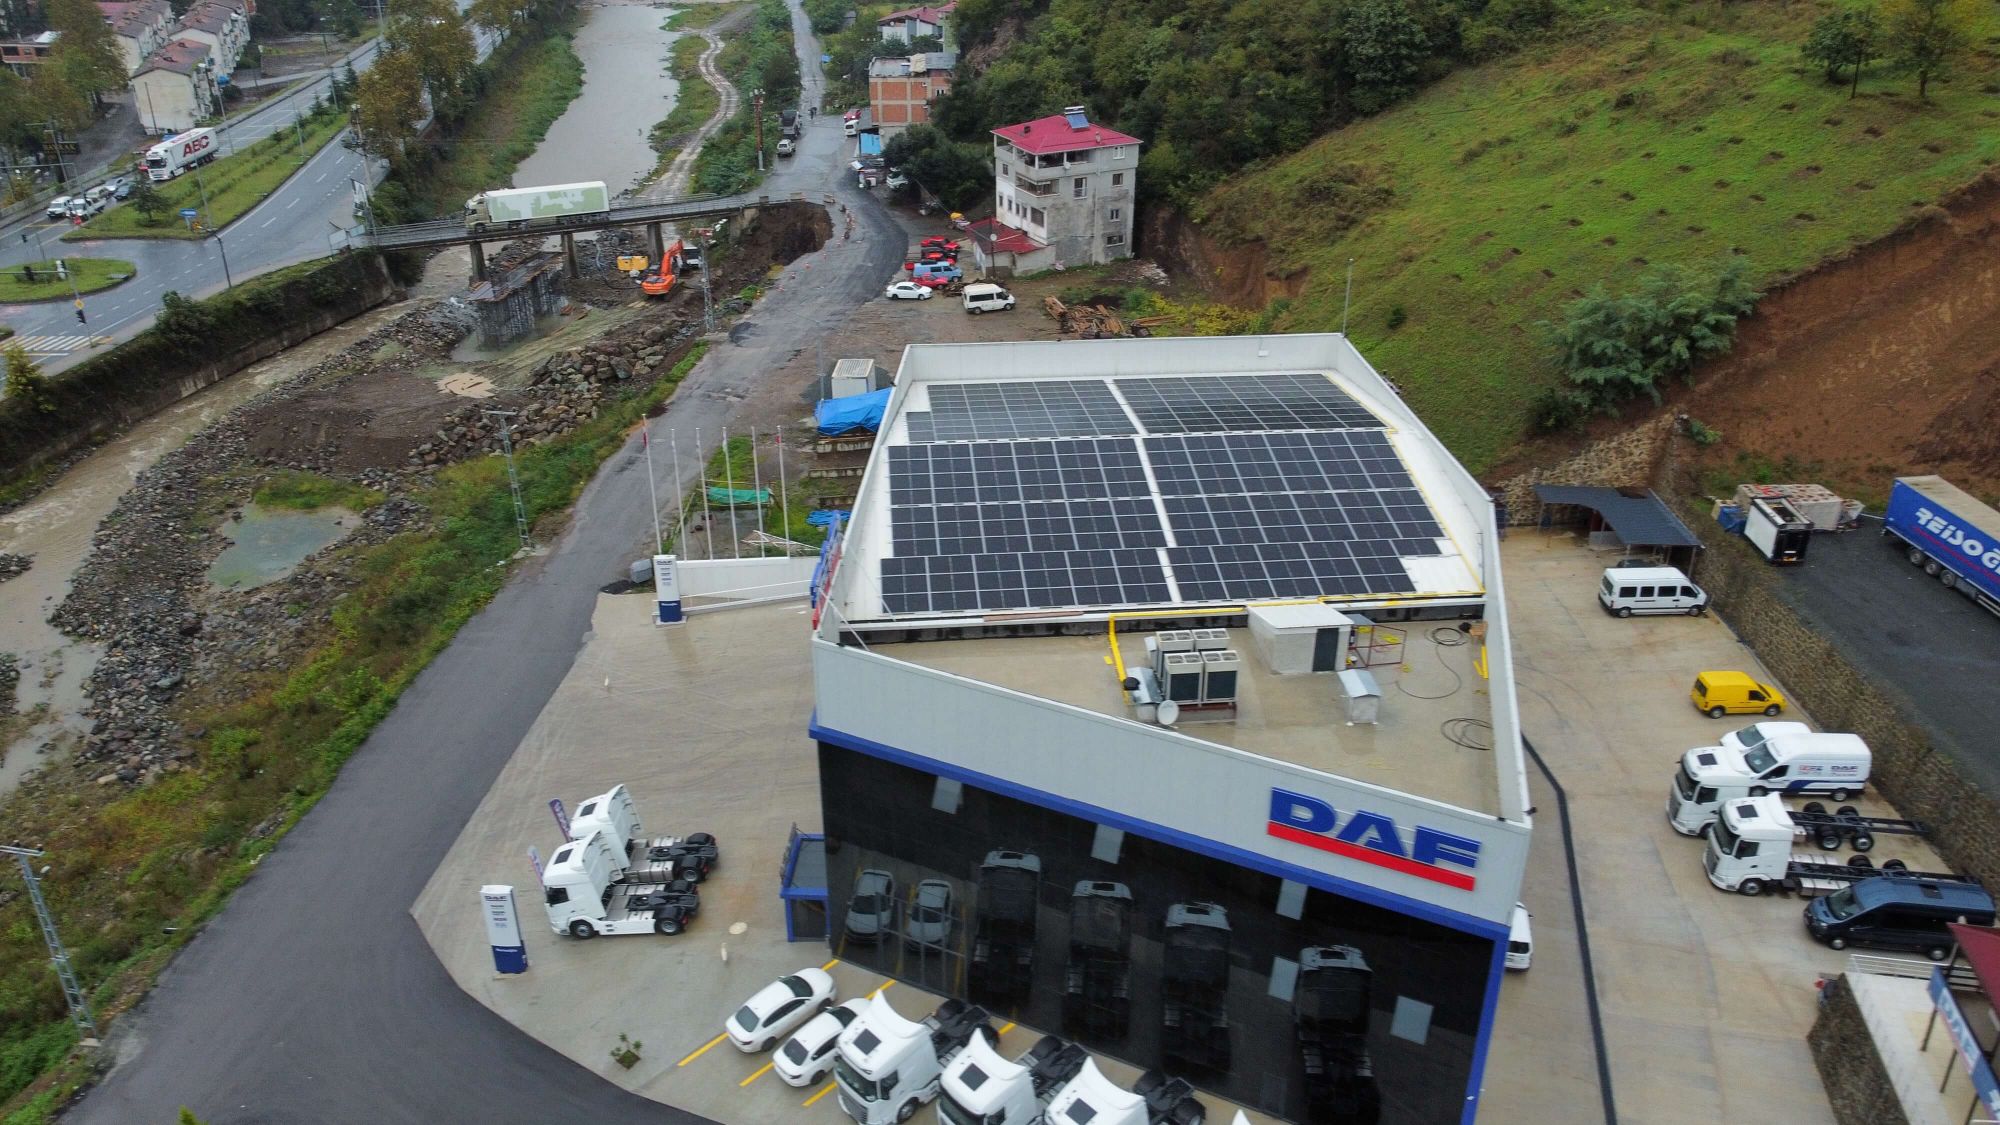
[808,334,1531,1123]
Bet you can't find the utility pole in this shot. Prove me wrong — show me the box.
[1341,257,1355,337]
[3,845,98,1043]
[753,91,764,172]
[485,409,530,548]
[697,230,713,333]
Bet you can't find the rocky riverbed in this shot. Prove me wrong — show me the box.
[41,294,709,788]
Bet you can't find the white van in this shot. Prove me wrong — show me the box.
[1666,730,1872,835]
[1506,904,1532,971]
[843,117,859,137]
[1598,565,1707,617]
[962,283,1015,314]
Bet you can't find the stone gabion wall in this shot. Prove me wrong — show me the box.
[1493,415,1678,525]
[1808,976,1913,1125]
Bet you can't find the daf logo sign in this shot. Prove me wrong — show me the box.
[1266,788,1483,891]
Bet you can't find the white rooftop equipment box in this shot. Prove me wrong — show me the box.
[1247,603,1354,674]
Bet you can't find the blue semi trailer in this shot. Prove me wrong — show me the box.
[1883,476,2000,619]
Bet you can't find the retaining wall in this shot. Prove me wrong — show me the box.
[1808,976,1912,1125]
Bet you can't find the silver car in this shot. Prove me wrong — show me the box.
[904,879,954,950]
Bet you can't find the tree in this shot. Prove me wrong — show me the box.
[1801,8,1880,98]
[1882,0,1973,100]
[352,47,425,163]
[386,0,475,112]
[4,343,51,413]
[177,1110,209,1125]
[129,175,167,223]
[880,124,992,210]
[1540,260,1761,413]
[467,0,525,35]
[45,0,128,98]
[1342,0,1431,114]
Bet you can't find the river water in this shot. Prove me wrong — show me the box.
[0,3,681,800]
[515,0,681,196]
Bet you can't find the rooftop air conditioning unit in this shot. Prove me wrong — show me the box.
[1191,628,1229,652]
[1199,650,1241,704]
[1156,630,1195,653]
[1162,652,1205,703]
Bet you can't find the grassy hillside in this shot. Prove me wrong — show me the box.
[1195,3,2000,473]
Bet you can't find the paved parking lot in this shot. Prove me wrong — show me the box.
[1494,533,1958,1124]
[412,535,1940,1124]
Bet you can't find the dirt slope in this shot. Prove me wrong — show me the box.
[1681,169,2000,502]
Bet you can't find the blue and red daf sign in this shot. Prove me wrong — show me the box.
[1266,788,1483,891]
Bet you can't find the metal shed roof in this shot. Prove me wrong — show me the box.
[1533,485,1700,548]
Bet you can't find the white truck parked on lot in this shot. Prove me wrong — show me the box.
[1667,731,1871,835]
[939,1032,1086,1124]
[833,994,994,1123]
[464,180,611,232]
[565,783,720,882]
[1045,1059,1206,1125]
[1702,794,1961,896]
[540,828,697,938]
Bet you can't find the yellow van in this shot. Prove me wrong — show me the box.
[1691,671,1786,718]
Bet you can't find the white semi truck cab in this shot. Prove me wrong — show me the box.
[833,993,993,1124]
[540,828,696,938]
[939,1032,1086,1125]
[1703,794,1834,894]
[569,784,642,851]
[1667,730,1870,835]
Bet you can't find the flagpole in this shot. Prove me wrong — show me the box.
[642,418,662,551]
[751,426,764,554]
[670,429,686,554]
[697,426,713,559]
[724,427,739,559]
[776,428,791,553]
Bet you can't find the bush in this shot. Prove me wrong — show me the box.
[1538,259,1761,418]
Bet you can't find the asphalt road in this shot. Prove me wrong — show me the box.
[66,7,907,1121]
[0,21,503,372]
[1774,523,2000,796]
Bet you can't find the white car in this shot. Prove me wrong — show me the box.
[845,868,897,943]
[725,967,837,1052]
[884,280,934,301]
[1506,903,1533,971]
[904,879,954,950]
[44,195,73,219]
[772,998,868,1086]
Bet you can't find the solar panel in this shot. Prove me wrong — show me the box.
[1120,373,1383,434]
[876,372,1451,616]
[905,381,1134,443]
[1065,110,1090,129]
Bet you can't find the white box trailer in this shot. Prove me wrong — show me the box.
[464,180,610,232]
[1743,496,1812,564]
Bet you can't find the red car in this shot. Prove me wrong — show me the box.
[912,273,954,289]
[920,237,960,252]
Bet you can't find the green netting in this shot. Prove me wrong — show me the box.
[706,487,771,505]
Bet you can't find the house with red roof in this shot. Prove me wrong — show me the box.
[876,3,952,45]
[969,105,1140,274]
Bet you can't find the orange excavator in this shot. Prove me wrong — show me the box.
[640,238,689,298]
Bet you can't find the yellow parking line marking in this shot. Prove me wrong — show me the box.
[740,1061,776,1087]
[870,979,896,998]
[998,1022,1015,1035]
[679,1032,728,1067]
[821,957,840,971]
[804,1081,838,1107]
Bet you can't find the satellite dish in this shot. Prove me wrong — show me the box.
[1157,700,1180,726]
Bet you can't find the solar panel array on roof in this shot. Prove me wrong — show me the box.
[1065,109,1090,129]
[876,373,1451,616]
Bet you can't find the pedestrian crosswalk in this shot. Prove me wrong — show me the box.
[5,334,102,355]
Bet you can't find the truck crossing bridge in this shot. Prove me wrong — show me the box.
[354,190,833,279]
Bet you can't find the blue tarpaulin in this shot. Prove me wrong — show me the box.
[859,133,882,155]
[815,389,889,435]
[807,509,850,527]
